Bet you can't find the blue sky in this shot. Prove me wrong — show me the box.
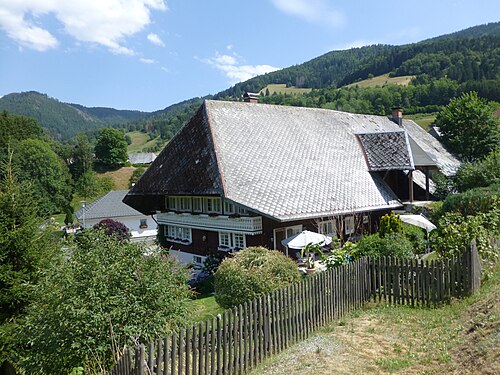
[0,0,499,112]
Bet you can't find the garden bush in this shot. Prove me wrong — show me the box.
[432,205,500,263]
[214,247,301,309]
[441,184,499,217]
[378,212,404,237]
[402,223,426,254]
[355,233,414,258]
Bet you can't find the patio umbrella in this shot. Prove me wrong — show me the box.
[281,230,332,250]
[399,214,437,233]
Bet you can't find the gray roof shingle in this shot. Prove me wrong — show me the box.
[357,131,414,171]
[75,190,143,221]
[128,153,157,165]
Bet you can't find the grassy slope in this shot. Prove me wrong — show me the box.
[343,73,414,88]
[260,84,312,96]
[126,131,162,153]
[252,264,500,375]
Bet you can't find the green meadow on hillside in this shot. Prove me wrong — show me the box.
[344,73,415,88]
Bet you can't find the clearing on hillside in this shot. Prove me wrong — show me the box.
[126,131,163,153]
[260,84,312,96]
[100,167,136,190]
[344,73,414,89]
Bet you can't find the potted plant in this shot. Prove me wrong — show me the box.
[301,242,323,274]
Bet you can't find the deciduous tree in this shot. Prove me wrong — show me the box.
[436,92,500,161]
[19,229,190,373]
[94,128,128,168]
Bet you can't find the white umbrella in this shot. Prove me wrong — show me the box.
[281,230,332,250]
[399,214,437,232]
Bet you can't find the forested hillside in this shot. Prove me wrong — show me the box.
[1,22,498,145]
[0,92,147,140]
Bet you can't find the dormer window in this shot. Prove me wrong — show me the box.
[205,197,221,213]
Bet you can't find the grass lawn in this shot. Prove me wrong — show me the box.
[344,73,414,89]
[186,295,224,323]
[252,263,500,374]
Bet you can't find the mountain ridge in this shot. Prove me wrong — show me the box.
[1,21,498,141]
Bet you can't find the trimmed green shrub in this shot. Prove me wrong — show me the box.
[441,184,499,217]
[214,247,301,309]
[355,233,414,258]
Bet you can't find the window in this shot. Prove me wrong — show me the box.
[167,196,192,212]
[193,197,202,212]
[205,197,221,213]
[193,256,203,264]
[139,219,148,229]
[165,225,192,243]
[218,232,246,250]
[344,216,355,235]
[179,197,191,212]
[318,220,336,236]
[168,196,177,210]
[224,201,235,214]
[219,232,231,247]
[236,205,249,215]
[233,233,245,249]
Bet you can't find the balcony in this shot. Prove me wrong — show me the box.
[157,212,262,234]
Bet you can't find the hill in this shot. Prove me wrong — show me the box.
[1,22,499,143]
[0,91,148,140]
[215,22,500,99]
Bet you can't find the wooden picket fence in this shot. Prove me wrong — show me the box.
[108,243,481,375]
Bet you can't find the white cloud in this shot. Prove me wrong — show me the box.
[161,66,169,73]
[202,51,280,83]
[271,0,345,28]
[140,57,157,64]
[147,32,165,47]
[0,0,167,53]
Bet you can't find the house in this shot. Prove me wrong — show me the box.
[124,100,459,266]
[128,152,157,165]
[75,190,157,243]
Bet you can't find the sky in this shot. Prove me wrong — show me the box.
[0,0,499,112]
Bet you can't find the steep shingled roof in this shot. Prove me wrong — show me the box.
[126,101,409,221]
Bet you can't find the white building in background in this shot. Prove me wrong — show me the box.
[75,190,157,243]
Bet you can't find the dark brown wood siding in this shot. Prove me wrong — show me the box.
[158,208,395,258]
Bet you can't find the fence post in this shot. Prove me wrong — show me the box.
[468,239,482,295]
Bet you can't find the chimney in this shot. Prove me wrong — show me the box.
[391,106,403,126]
[243,92,260,103]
